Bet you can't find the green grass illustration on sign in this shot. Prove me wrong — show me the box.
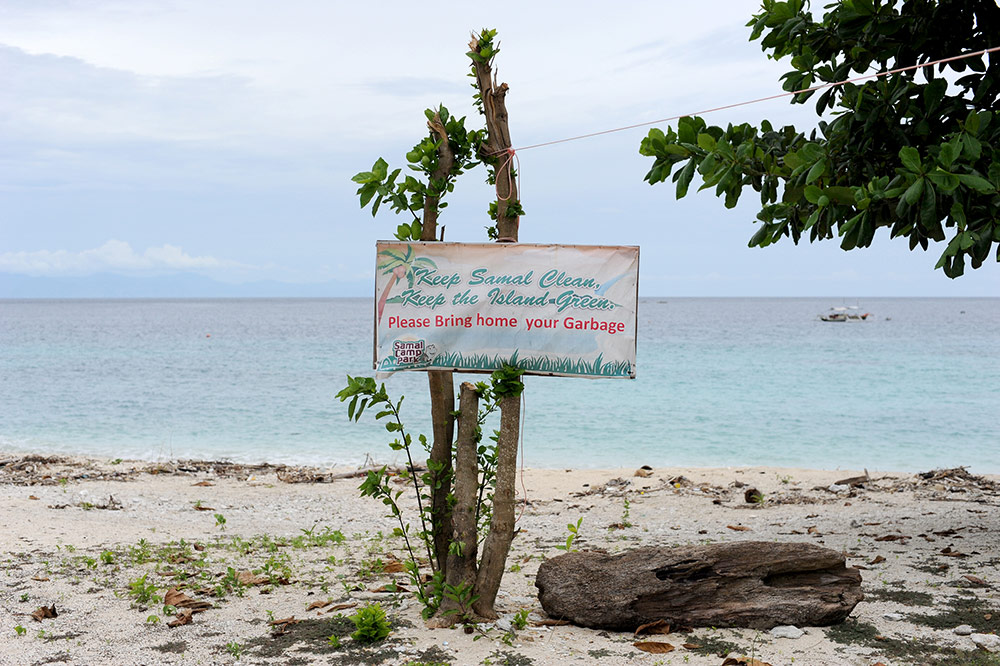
[378,349,632,377]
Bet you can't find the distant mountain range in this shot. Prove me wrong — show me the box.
[0,273,370,298]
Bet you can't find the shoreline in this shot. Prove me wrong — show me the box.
[2,453,998,665]
[4,446,997,477]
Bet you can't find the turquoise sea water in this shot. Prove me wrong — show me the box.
[1,298,997,473]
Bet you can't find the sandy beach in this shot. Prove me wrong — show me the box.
[1,454,998,666]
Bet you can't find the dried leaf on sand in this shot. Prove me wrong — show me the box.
[164,587,212,612]
[31,605,57,621]
[167,609,193,628]
[634,641,675,653]
[634,619,671,636]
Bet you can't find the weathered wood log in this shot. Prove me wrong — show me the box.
[535,541,863,630]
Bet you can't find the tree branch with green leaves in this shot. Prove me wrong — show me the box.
[640,0,999,277]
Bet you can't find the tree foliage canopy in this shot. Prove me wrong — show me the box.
[640,0,999,277]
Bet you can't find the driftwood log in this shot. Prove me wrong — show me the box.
[535,541,862,630]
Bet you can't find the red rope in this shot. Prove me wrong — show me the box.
[500,46,998,154]
[493,147,521,241]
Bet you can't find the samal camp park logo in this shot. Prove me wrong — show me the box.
[393,339,425,364]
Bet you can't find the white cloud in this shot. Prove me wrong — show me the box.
[0,239,251,275]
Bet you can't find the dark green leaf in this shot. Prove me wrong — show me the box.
[899,146,922,173]
[956,174,996,194]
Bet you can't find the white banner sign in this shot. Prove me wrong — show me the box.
[374,242,638,379]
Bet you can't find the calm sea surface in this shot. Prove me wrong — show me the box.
[1,298,997,473]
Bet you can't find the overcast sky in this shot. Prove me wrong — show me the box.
[1,0,996,296]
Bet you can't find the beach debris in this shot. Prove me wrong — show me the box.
[868,555,886,565]
[1,453,403,486]
[668,475,692,488]
[634,619,671,636]
[268,616,299,635]
[167,609,194,627]
[306,600,332,611]
[164,588,212,613]
[963,574,988,586]
[722,658,772,666]
[372,583,409,593]
[634,465,654,478]
[972,633,1000,652]
[31,604,57,621]
[954,624,974,636]
[31,576,50,582]
[882,612,904,621]
[574,477,632,497]
[834,470,871,487]
[326,602,357,613]
[236,571,270,586]
[769,624,804,639]
[743,488,764,504]
[727,525,751,531]
[940,546,968,558]
[381,554,407,573]
[634,640,675,653]
[536,542,863,630]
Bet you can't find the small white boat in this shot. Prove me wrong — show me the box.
[819,306,871,322]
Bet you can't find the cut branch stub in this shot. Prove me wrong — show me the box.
[535,541,863,630]
[421,112,456,242]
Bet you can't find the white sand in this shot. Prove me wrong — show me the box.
[1,454,998,665]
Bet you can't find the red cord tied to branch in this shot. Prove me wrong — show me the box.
[495,147,520,202]
[494,147,521,242]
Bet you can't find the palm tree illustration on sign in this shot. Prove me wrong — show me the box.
[376,246,437,324]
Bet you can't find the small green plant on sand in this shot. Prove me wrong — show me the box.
[14,625,26,637]
[127,573,161,606]
[512,608,530,630]
[214,513,227,530]
[350,603,391,643]
[225,640,243,660]
[100,550,115,565]
[555,518,583,552]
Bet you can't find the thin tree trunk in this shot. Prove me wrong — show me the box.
[434,382,480,624]
[469,42,519,242]
[472,393,520,619]
[469,35,522,620]
[426,370,454,572]
[422,111,456,574]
